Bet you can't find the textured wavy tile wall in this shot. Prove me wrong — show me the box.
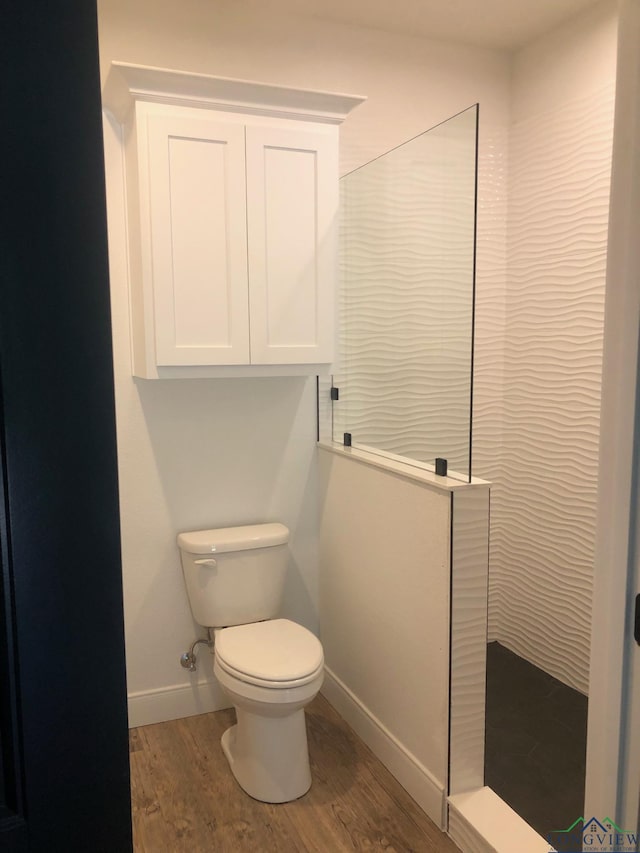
[450,486,490,796]
[476,84,615,694]
[472,128,508,479]
[333,83,613,694]
[333,122,476,477]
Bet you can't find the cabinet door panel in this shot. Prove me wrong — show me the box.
[246,126,338,364]
[147,115,250,365]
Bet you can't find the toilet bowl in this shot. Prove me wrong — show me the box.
[177,523,324,803]
[213,618,324,803]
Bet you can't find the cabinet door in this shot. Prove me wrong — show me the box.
[146,113,250,365]
[245,125,338,364]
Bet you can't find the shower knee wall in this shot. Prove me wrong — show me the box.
[318,446,489,827]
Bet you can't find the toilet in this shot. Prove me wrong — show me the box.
[177,523,324,803]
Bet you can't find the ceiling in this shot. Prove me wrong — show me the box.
[260,0,605,51]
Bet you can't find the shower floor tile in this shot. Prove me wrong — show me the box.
[484,640,588,839]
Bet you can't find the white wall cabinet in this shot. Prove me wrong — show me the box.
[146,112,250,368]
[103,63,363,378]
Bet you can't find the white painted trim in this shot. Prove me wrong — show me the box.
[585,0,640,826]
[127,679,231,728]
[138,363,332,380]
[103,62,366,125]
[321,667,446,828]
[448,788,553,853]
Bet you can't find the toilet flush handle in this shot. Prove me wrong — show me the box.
[194,557,217,568]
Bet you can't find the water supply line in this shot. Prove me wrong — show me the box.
[180,630,214,672]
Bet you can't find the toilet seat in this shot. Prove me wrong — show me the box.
[215,655,324,689]
[215,618,324,689]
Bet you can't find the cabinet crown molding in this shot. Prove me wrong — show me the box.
[103,62,366,125]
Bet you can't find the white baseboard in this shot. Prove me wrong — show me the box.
[321,666,446,828]
[448,788,553,853]
[128,678,231,728]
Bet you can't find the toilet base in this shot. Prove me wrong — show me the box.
[220,706,312,803]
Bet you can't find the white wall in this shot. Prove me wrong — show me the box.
[103,116,321,725]
[473,0,618,693]
[98,0,509,175]
[98,0,510,726]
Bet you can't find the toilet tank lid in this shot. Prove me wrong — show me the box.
[177,522,289,555]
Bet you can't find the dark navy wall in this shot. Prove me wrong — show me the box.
[0,3,132,851]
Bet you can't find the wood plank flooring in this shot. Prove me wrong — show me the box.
[129,694,460,852]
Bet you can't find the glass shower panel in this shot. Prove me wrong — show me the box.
[333,105,478,481]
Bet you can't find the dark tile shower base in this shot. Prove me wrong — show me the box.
[484,641,588,839]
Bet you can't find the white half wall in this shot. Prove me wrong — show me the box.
[318,446,451,825]
[98,0,510,726]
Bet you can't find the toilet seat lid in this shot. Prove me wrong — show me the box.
[215,619,324,684]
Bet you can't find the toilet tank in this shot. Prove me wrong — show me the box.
[177,523,289,628]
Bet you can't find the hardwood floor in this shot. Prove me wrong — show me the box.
[129,694,460,852]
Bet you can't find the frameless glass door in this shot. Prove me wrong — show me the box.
[332,105,478,482]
